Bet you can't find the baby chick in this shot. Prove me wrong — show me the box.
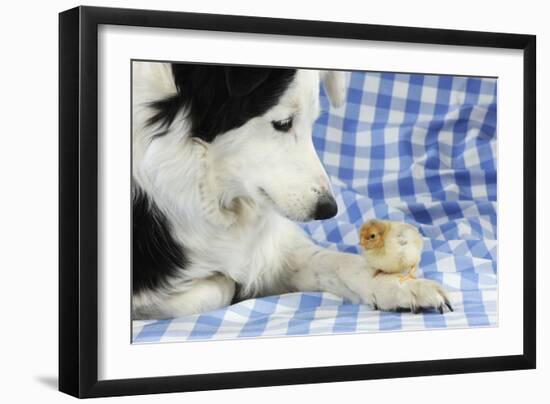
[359,219,423,283]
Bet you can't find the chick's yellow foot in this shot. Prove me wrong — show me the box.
[398,265,417,283]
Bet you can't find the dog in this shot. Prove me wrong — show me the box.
[132,61,452,320]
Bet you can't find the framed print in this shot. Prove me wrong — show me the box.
[59,6,536,398]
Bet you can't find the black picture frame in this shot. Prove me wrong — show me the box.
[59,5,536,398]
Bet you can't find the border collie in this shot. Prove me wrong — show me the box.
[132,61,452,320]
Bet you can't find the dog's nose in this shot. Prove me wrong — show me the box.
[313,194,338,220]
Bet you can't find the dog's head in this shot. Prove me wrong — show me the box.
[133,62,347,222]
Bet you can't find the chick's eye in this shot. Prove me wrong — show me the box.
[369,234,376,239]
[271,116,293,132]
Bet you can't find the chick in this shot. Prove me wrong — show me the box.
[359,219,423,283]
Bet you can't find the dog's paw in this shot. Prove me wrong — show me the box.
[372,276,453,314]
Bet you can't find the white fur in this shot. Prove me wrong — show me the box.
[132,62,450,319]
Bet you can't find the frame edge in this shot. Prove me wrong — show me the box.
[522,34,536,369]
[58,5,81,398]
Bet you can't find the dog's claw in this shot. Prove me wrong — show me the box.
[408,302,453,315]
[444,297,454,312]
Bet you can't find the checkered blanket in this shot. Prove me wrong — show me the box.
[133,71,497,343]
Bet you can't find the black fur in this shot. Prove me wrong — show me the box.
[132,186,187,294]
[147,63,297,142]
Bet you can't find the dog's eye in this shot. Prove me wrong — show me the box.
[271,116,293,132]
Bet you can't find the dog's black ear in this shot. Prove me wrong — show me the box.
[224,67,271,97]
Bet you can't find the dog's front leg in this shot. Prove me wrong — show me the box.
[287,242,376,304]
[287,238,452,313]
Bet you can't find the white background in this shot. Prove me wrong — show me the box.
[0,0,546,403]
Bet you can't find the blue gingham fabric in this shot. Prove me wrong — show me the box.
[133,71,497,343]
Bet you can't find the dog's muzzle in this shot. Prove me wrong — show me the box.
[313,193,338,220]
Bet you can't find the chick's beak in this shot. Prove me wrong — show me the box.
[359,228,371,249]
[358,228,367,248]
